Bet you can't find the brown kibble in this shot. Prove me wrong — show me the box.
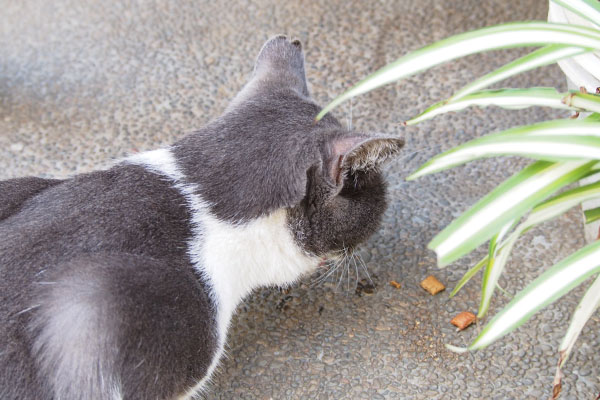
[420,275,445,295]
[450,311,476,331]
[389,280,402,289]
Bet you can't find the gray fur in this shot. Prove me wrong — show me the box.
[0,177,63,221]
[1,166,215,399]
[0,36,404,399]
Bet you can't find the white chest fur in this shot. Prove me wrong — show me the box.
[127,149,319,398]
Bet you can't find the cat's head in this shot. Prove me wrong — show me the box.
[176,36,404,259]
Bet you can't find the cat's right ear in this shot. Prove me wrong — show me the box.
[322,135,405,187]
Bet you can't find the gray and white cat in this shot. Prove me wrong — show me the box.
[0,36,404,399]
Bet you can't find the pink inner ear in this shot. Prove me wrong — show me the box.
[326,135,404,184]
[334,155,344,186]
[332,137,364,157]
[328,137,366,185]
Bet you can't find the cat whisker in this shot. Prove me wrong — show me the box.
[310,255,345,287]
[344,248,349,293]
[336,246,353,294]
[13,304,40,317]
[346,257,350,294]
[392,144,437,166]
[346,97,353,131]
[336,246,355,293]
[351,251,360,292]
[335,248,349,292]
[336,264,345,291]
[353,252,373,286]
[312,262,340,287]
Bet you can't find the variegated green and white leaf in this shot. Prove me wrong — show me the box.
[450,182,600,302]
[480,229,517,317]
[558,273,600,368]
[552,272,600,394]
[584,206,600,223]
[408,121,600,178]
[406,88,579,125]
[585,112,600,122]
[562,91,600,114]
[427,161,595,267]
[464,240,600,350]
[479,219,517,317]
[451,180,600,299]
[477,179,600,316]
[408,121,600,180]
[410,136,600,178]
[449,256,488,298]
[551,0,600,28]
[497,119,600,137]
[316,22,600,119]
[533,178,600,220]
[449,46,589,101]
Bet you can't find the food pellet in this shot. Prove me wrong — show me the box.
[420,275,445,295]
[389,280,402,289]
[450,311,476,331]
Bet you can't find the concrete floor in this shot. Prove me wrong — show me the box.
[1,0,599,398]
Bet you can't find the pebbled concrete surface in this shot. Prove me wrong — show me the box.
[1,0,599,398]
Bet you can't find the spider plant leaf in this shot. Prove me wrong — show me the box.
[406,88,579,125]
[557,273,600,368]
[316,22,600,120]
[584,206,600,223]
[562,92,600,114]
[534,179,600,216]
[450,179,600,298]
[428,160,595,267]
[479,219,517,316]
[585,112,600,122]
[449,255,488,298]
[449,46,589,101]
[408,121,600,179]
[479,221,517,317]
[468,240,600,350]
[445,344,469,353]
[477,179,600,316]
[551,0,600,28]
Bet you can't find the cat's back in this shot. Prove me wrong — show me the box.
[1,163,194,276]
[0,161,198,325]
[0,161,218,399]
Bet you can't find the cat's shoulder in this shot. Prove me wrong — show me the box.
[0,176,64,221]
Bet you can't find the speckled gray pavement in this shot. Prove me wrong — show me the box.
[2,1,599,399]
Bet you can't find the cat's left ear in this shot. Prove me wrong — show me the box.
[323,135,405,186]
[253,35,309,97]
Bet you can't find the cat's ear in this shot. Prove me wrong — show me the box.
[323,135,405,186]
[226,36,309,113]
[252,35,309,97]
